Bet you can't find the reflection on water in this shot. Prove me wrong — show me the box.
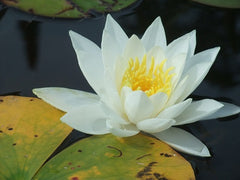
[0,0,240,179]
[19,21,39,69]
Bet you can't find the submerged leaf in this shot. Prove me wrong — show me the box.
[0,0,138,18]
[34,133,195,180]
[0,96,72,180]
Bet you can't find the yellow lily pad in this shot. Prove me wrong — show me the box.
[0,96,195,179]
[0,96,72,180]
[34,133,195,180]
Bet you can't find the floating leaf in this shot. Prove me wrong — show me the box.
[0,96,195,179]
[0,96,72,180]
[192,0,240,8]
[0,0,138,18]
[34,133,195,180]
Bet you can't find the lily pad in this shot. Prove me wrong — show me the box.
[192,0,240,8]
[0,0,138,18]
[34,133,195,180]
[0,96,195,179]
[0,96,72,180]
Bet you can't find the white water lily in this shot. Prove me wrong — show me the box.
[33,14,240,157]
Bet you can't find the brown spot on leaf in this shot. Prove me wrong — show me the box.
[77,149,82,152]
[153,172,168,180]
[136,154,151,160]
[107,145,122,157]
[30,99,34,101]
[34,134,38,137]
[154,173,161,179]
[55,6,74,16]
[0,99,3,102]
[150,142,155,145]
[28,9,34,14]
[70,177,79,180]
[71,167,75,170]
[8,127,13,131]
[68,162,72,165]
[12,143,16,146]
[160,153,173,157]
[0,130,3,133]
[136,162,158,178]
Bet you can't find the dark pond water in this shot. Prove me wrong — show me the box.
[0,0,240,179]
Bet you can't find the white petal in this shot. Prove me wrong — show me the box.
[102,70,123,114]
[186,30,196,58]
[33,87,99,112]
[137,118,175,133]
[101,102,130,125]
[124,90,154,123]
[101,15,129,111]
[120,86,133,112]
[152,127,211,157]
[166,75,189,107]
[149,92,168,116]
[158,98,192,119]
[141,17,166,51]
[146,46,166,67]
[115,56,129,91]
[120,86,132,102]
[176,64,206,103]
[102,14,128,71]
[183,47,220,75]
[123,35,145,61]
[165,32,190,59]
[69,31,105,96]
[166,53,187,88]
[175,99,224,125]
[203,102,240,120]
[61,103,109,135]
[106,119,139,137]
[180,48,220,100]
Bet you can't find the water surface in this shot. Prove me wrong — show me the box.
[0,0,240,179]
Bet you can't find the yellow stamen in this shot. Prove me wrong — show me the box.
[121,55,174,97]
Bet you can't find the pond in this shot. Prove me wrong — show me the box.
[0,0,240,179]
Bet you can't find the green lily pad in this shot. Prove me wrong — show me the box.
[0,96,72,180]
[33,133,195,180]
[0,0,138,18]
[192,0,240,8]
[0,96,195,180]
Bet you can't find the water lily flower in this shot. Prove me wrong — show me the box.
[33,14,240,157]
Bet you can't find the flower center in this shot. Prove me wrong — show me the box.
[121,55,174,97]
